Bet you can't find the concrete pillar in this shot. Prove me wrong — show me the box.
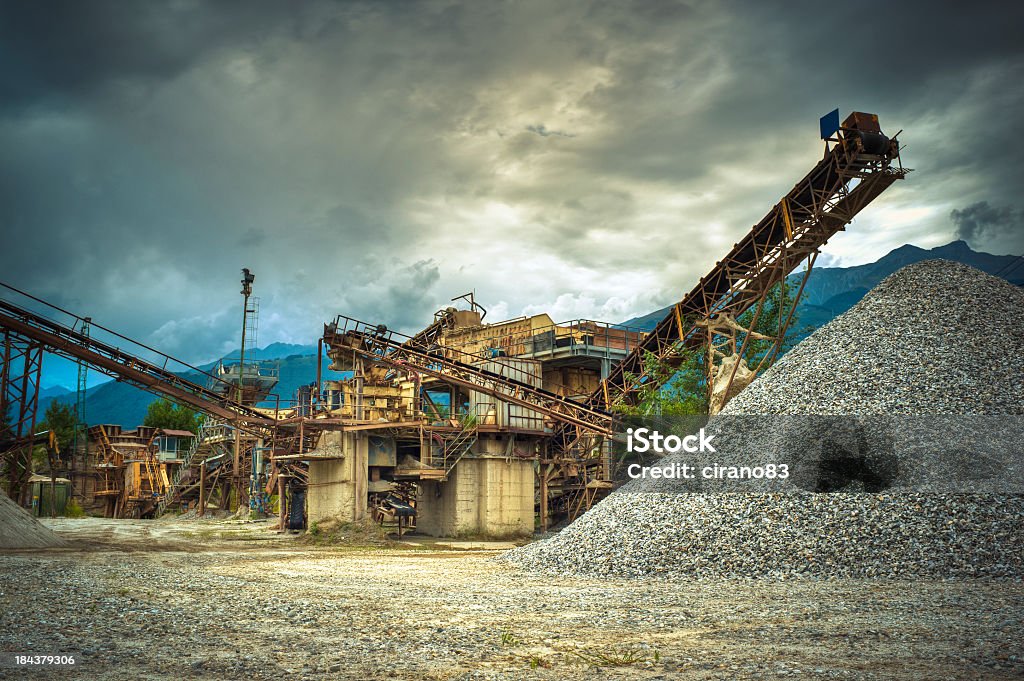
[416,457,534,538]
[306,431,369,524]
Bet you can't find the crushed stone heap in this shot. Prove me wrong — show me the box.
[0,491,66,550]
[503,260,1024,579]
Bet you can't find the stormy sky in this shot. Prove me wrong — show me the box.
[2,0,1022,376]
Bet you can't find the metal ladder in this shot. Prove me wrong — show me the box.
[154,416,214,516]
[432,418,478,479]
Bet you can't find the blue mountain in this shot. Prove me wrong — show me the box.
[213,342,318,363]
[621,241,1023,332]
[37,344,343,428]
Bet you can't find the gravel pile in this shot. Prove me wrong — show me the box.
[723,259,1024,416]
[504,260,1024,579]
[0,490,65,549]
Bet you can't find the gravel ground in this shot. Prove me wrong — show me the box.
[504,261,1024,580]
[1,517,1023,680]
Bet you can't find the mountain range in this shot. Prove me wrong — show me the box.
[38,349,344,429]
[621,240,1023,332]
[35,240,1022,429]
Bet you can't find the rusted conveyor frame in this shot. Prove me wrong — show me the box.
[323,317,615,437]
[0,291,274,431]
[0,330,44,499]
[587,133,907,416]
[0,330,43,448]
[404,308,456,350]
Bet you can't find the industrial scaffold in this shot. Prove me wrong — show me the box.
[0,111,906,537]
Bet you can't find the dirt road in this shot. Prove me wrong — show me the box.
[0,517,1021,679]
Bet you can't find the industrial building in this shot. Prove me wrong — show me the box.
[0,111,907,538]
[301,308,644,536]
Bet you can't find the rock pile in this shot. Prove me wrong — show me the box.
[504,261,1024,578]
[0,490,66,550]
[723,259,1023,417]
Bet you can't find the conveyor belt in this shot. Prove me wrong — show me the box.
[0,286,274,430]
[324,317,615,436]
[329,116,907,461]
[587,121,907,415]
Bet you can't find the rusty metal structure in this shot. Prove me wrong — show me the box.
[590,112,907,416]
[317,111,908,526]
[324,318,618,437]
[0,329,44,504]
[0,283,280,514]
[0,287,274,429]
[87,425,186,518]
[538,112,908,505]
[0,110,906,531]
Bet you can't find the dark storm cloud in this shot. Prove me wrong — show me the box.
[0,0,1022,378]
[0,1,288,113]
[526,124,575,138]
[950,202,1023,248]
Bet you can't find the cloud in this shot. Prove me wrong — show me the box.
[950,201,1022,245]
[147,308,237,365]
[813,253,843,269]
[0,0,1022,370]
[526,124,576,138]
[0,1,290,114]
[236,227,267,248]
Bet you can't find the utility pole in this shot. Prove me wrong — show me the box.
[234,268,255,511]
[72,318,90,490]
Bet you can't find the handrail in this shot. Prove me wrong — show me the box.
[0,281,233,389]
[0,293,274,428]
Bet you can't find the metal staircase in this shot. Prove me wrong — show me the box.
[154,417,213,516]
[429,417,479,480]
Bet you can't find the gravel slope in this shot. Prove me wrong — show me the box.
[504,261,1024,579]
[723,259,1024,416]
[0,490,66,549]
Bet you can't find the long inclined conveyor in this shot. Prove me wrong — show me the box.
[0,284,274,430]
[582,113,907,415]
[329,113,908,462]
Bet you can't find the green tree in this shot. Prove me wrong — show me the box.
[733,279,806,368]
[615,281,807,417]
[1,408,16,489]
[0,405,11,442]
[613,349,708,417]
[38,400,76,453]
[143,399,203,434]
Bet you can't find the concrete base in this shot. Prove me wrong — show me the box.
[306,431,368,524]
[416,457,534,538]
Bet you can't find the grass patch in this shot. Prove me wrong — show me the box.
[569,645,659,667]
[63,498,86,518]
[499,625,521,647]
[300,517,392,547]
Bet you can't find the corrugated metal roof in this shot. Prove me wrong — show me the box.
[159,429,196,437]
